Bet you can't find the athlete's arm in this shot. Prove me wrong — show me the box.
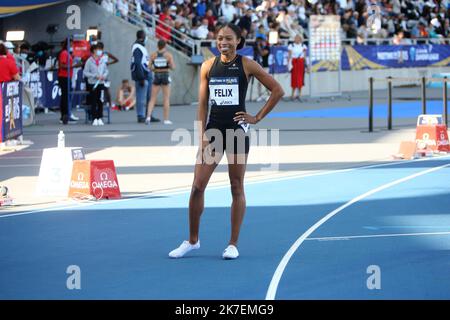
[235,57,284,124]
[106,51,119,65]
[168,53,175,70]
[197,58,214,146]
[149,53,156,71]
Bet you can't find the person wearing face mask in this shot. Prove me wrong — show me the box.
[131,29,160,123]
[58,38,82,125]
[17,43,32,76]
[83,44,109,126]
[96,41,119,114]
[3,41,15,57]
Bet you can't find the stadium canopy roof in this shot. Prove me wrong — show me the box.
[0,0,69,17]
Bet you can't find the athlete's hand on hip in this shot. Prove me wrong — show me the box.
[234,111,258,124]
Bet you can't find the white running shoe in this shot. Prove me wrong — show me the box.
[163,120,173,125]
[70,114,79,121]
[168,240,200,258]
[145,117,151,125]
[92,119,98,126]
[222,244,239,259]
[97,118,104,126]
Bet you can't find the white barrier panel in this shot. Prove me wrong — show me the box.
[35,147,85,197]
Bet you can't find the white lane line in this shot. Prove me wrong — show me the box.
[306,231,450,241]
[0,156,448,219]
[0,164,40,167]
[0,156,42,159]
[265,161,450,300]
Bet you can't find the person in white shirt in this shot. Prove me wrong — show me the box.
[116,0,129,19]
[101,0,114,14]
[221,0,237,23]
[287,34,308,101]
[192,18,210,40]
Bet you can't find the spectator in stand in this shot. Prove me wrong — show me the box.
[221,0,237,23]
[271,21,290,39]
[209,0,222,17]
[97,0,450,45]
[255,24,268,40]
[392,29,406,44]
[196,0,207,17]
[191,18,211,39]
[443,18,450,37]
[156,7,174,43]
[418,21,430,38]
[143,0,159,15]
[101,0,114,14]
[173,20,193,55]
[0,41,20,83]
[117,0,129,20]
[205,9,217,31]
[342,8,358,38]
[238,8,253,36]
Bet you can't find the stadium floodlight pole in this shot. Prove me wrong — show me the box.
[387,76,392,130]
[421,76,427,114]
[369,77,374,132]
[444,77,448,127]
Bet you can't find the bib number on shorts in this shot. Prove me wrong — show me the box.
[209,77,239,106]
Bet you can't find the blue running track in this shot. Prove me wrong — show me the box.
[1,157,450,299]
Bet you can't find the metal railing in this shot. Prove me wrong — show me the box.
[95,0,197,58]
[342,37,450,46]
[368,77,449,132]
[199,37,450,48]
[95,1,450,59]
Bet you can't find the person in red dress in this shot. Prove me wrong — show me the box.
[288,34,308,101]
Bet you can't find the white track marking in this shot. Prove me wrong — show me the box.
[265,161,450,300]
[306,231,450,241]
[1,156,448,219]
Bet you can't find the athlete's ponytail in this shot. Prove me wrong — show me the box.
[237,37,246,50]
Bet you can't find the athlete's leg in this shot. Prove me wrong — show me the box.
[146,85,161,120]
[225,151,248,246]
[162,84,171,121]
[189,149,223,244]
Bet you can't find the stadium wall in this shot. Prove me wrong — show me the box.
[0,0,196,106]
